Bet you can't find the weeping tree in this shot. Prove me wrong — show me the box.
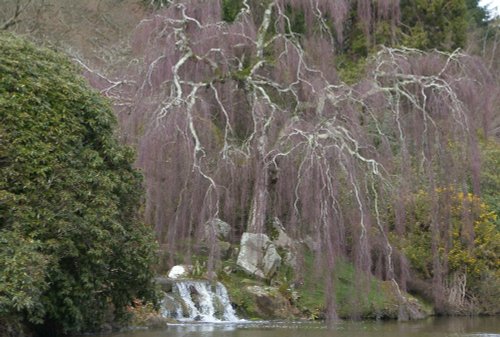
[83,0,499,318]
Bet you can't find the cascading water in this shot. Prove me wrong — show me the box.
[160,280,239,322]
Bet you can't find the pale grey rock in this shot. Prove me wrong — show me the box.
[237,232,281,279]
[272,218,294,249]
[284,250,297,268]
[205,218,231,241]
[272,218,297,268]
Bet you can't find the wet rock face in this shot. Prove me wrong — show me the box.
[162,293,183,318]
[236,233,282,279]
[155,276,174,292]
[243,285,301,319]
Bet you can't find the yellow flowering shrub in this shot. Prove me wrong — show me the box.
[403,187,499,285]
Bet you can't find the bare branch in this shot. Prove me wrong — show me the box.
[1,0,33,30]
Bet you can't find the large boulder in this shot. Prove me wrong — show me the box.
[204,218,231,241]
[237,233,281,279]
[271,218,297,267]
[218,240,232,259]
[243,285,301,319]
[272,218,294,249]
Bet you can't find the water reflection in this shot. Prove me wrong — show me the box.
[168,323,237,333]
[110,317,500,337]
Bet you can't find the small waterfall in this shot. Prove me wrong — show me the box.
[160,280,239,322]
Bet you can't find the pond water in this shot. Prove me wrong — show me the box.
[110,316,500,337]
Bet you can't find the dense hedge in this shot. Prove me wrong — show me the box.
[0,33,157,335]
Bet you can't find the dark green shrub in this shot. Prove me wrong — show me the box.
[0,33,157,335]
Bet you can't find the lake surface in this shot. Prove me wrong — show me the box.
[111,316,500,337]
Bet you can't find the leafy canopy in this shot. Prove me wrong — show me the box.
[0,33,157,334]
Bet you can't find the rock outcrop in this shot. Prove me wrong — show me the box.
[271,218,294,249]
[243,285,300,319]
[155,276,174,292]
[237,233,282,279]
[271,218,297,267]
[205,218,231,241]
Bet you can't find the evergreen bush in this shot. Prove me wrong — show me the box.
[0,33,157,335]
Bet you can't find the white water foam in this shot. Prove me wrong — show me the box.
[161,280,239,322]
